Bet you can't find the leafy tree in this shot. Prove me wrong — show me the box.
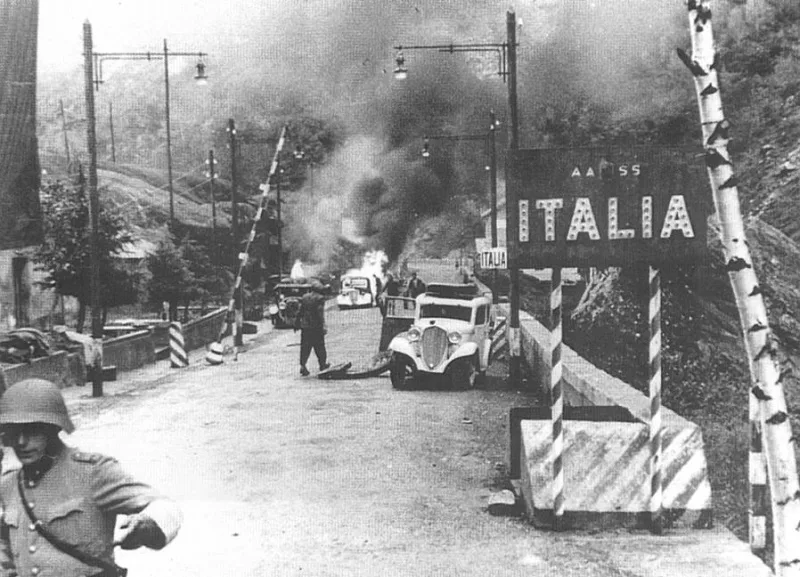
[34,180,139,332]
[145,236,197,321]
[179,237,233,315]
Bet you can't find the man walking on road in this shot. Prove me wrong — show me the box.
[296,279,330,376]
[0,378,182,577]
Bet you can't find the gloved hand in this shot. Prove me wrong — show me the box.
[114,514,167,550]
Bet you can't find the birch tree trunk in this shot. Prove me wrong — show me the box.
[680,1,800,572]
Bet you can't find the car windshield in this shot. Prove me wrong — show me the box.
[419,304,472,322]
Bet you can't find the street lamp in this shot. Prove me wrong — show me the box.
[421,110,501,303]
[393,42,511,82]
[90,39,208,229]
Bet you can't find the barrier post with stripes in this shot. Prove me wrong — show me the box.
[208,124,287,364]
[169,321,188,368]
[551,267,564,530]
[649,265,663,534]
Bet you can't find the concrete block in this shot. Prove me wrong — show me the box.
[516,416,712,530]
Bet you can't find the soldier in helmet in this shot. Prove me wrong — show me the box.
[0,378,182,576]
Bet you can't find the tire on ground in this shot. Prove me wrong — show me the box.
[390,354,414,390]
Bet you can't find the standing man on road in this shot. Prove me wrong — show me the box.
[0,378,182,577]
[296,279,330,376]
[404,272,426,299]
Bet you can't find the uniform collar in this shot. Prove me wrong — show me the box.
[22,441,65,485]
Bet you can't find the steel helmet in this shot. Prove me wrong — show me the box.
[0,378,75,434]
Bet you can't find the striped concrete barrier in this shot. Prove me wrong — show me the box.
[513,406,712,530]
[504,304,714,531]
[490,316,508,361]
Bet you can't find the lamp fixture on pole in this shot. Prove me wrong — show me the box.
[90,42,209,230]
[392,41,514,82]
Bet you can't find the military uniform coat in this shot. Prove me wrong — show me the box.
[0,445,180,577]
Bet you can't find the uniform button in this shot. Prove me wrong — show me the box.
[28,545,35,553]
[28,524,36,531]
[26,481,35,488]
[30,568,39,575]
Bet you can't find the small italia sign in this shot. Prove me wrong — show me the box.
[480,248,507,269]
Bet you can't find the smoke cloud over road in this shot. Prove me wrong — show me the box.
[40,0,692,266]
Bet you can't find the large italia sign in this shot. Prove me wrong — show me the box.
[506,147,710,268]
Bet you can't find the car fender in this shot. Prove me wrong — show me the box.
[446,341,479,365]
[388,336,415,359]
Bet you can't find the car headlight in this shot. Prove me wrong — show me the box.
[278,302,287,310]
[448,331,462,345]
[407,327,421,342]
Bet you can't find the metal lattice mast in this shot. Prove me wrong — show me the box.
[680,1,800,571]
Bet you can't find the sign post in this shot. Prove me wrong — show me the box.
[507,146,708,532]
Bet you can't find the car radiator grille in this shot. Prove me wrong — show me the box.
[421,326,448,369]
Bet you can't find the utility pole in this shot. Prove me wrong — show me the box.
[206,149,218,264]
[506,8,522,385]
[83,20,103,397]
[276,161,283,278]
[108,101,116,163]
[58,99,71,170]
[164,39,175,228]
[489,109,499,304]
[227,118,243,346]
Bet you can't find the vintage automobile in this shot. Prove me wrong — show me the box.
[268,278,314,329]
[387,283,494,390]
[337,275,375,309]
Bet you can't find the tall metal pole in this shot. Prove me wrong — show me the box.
[489,109,499,304]
[506,8,522,385]
[228,118,243,346]
[83,20,103,397]
[59,98,71,169]
[228,119,238,259]
[108,101,116,163]
[164,39,175,229]
[208,149,217,264]
[276,161,283,278]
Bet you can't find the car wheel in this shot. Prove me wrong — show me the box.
[447,356,478,390]
[390,354,414,390]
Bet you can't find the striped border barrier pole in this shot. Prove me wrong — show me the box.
[551,267,564,530]
[169,321,188,368]
[649,265,663,534]
[750,392,767,552]
[210,125,287,363]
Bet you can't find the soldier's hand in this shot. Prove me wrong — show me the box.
[114,514,166,550]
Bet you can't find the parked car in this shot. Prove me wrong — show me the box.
[387,283,494,390]
[269,279,314,329]
[337,275,375,309]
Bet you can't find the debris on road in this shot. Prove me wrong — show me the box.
[487,489,519,517]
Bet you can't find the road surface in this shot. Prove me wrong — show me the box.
[56,304,769,576]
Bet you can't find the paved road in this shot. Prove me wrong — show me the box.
[56,304,769,576]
